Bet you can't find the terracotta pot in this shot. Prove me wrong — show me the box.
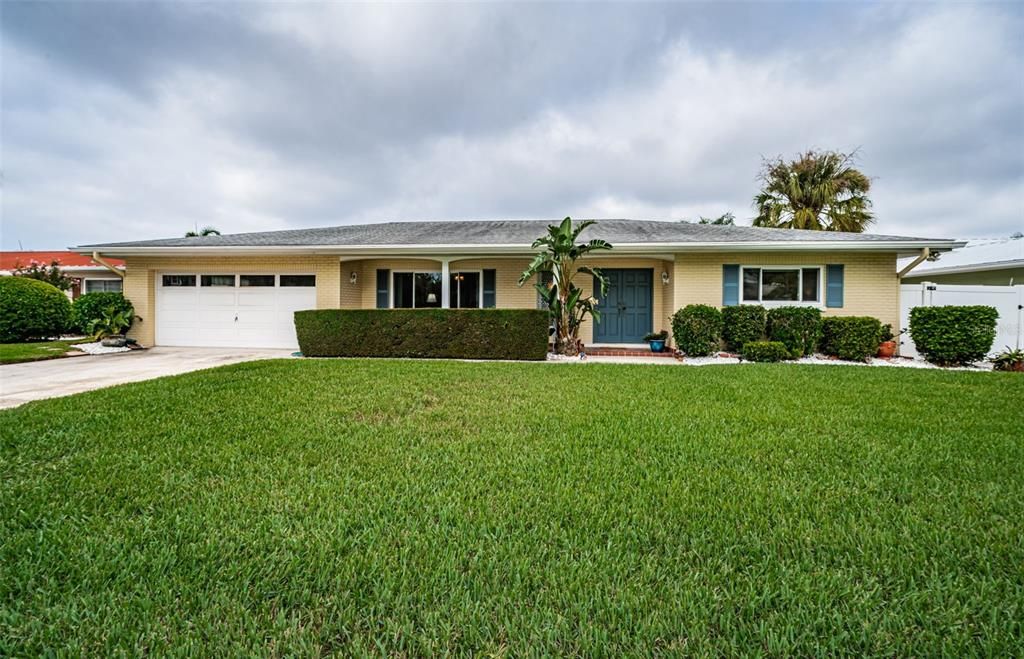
[876,341,896,359]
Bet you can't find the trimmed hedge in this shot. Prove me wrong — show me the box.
[671,304,722,356]
[742,341,790,362]
[0,277,72,342]
[294,309,550,360]
[767,306,822,358]
[909,305,998,365]
[820,316,883,362]
[722,305,767,352]
[72,292,135,334]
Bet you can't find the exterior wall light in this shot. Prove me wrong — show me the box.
[661,271,670,285]
[349,271,358,285]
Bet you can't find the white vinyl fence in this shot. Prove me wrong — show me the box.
[899,283,1024,358]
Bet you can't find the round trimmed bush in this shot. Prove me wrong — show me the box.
[0,277,72,342]
[909,305,998,365]
[820,316,883,362]
[722,305,767,352]
[72,292,135,334]
[767,306,822,358]
[742,340,790,362]
[671,304,722,356]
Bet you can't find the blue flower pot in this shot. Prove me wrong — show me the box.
[649,339,665,353]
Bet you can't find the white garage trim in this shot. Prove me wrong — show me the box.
[155,272,317,349]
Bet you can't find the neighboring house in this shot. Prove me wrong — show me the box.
[0,251,126,299]
[74,220,961,350]
[900,237,1024,286]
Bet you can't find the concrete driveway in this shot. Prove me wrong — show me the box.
[0,347,294,409]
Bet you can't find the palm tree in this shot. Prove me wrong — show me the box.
[753,150,874,232]
[185,226,221,237]
[518,217,612,356]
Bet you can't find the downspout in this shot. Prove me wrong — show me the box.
[92,251,125,279]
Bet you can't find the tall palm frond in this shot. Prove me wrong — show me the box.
[752,150,874,232]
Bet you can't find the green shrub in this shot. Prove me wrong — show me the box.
[671,304,723,356]
[909,305,998,365]
[71,292,135,333]
[820,316,883,362]
[0,277,72,342]
[722,305,767,352]
[741,341,791,362]
[294,309,550,360]
[767,306,822,358]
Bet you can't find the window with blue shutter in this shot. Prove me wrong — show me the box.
[482,269,497,308]
[376,269,390,308]
[722,265,740,306]
[826,264,844,308]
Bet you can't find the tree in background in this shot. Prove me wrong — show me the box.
[13,260,76,291]
[698,212,735,226]
[753,150,874,232]
[518,217,612,356]
[185,226,221,237]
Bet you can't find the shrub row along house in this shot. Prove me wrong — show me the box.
[73,220,961,351]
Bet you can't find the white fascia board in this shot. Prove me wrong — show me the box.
[81,239,965,258]
[905,259,1024,277]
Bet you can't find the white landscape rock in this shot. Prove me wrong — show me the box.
[72,341,132,355]
[548,350,993,371]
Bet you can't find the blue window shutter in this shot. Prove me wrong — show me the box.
[482,269,496,308]
[826,264,844,308]
[376,269,390,308]
[722,265,740,306]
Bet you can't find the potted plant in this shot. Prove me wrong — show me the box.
[643,330,669,353]
[87,306,136,347]
[990,347,1024,372]
[876,323,896,358]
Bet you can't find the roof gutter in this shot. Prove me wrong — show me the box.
[92,251,125,279]
[80,239,966,258]
[897,248,931,278]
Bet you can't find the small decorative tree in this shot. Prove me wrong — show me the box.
[13,259,76,291]
[518,217,612,356]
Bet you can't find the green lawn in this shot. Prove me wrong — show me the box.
[0,339,86,365]
[1,360,1021,655]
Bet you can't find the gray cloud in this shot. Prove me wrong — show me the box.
[2,1,1022,249]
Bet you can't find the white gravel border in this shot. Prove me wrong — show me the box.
[548,351,994,371]
[72,341,132,355]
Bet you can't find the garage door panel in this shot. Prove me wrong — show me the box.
[156,273,315,349]
[198,290,238,306]
[237,291,277,307]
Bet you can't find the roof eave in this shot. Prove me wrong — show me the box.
[78,239,965,258]
[903,259,1024,277]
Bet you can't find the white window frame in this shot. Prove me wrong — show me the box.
[157,273,318,289]
[740,265,824,307]
[390,270,483,308]
[83,278,123,293]
[449,269,484,309]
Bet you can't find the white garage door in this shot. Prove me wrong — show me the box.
[156,273,317,348]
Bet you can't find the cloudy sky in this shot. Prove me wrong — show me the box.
[2,1,1022,249]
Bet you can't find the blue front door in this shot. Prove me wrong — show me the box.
[594,269,653,343]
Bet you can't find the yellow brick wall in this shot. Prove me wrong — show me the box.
[122,251,897,347]
[344,256,672,344]
[121,255,341,345]
[670,251,900,331]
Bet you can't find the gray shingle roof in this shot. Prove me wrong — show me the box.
[75,219,955,250]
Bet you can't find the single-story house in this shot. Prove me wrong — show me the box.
[74,220,962,350]
[0,251,125,299]
[900,237,1024,286]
